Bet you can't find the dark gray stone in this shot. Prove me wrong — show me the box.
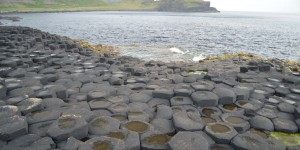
[42,98,66,109]
[78,136,125,150]
[108,103,129,114]
[63,136,83,150]
[204,122,238,144]
[213,87,236,105]
[8,87,35,97]
[275,87,291,97]
[141,131,171,150]
[278,102,295,113]
[221,113,250,133]
[104,129,140,150]
[256,107,278,119]
[249,116,274,131]
[167,131,210,150]
[254,86,275,97]
[63,108,94,122]
[232,88,250,101]
[210,144,234,150]
[121,120,154,134]
[128,111,150,122]
[267,137,286,150]
[0,105,21,117]
[6,134,40,147]
[170,96,193,106]
[174,84,193,97]
[106,95,129,103]
[191,81,214,91]
[199,107,222,117]
[129,93,152,103]
[0,115,28,141]
[89,99,112,111]
[151,118,175,135]
[173,111,205,131]
[109,77,124,85]
[218,104,245,115]
[235,100,263,115]
[26,109,62,124]
[0,84,7,98]
[28,121,54,137]
[191,91,219,107]
[156,105,173,119]
[47,114,88,142]
[272,118,298,133]
[87,91,110,101]
[89,116,120,136]
[153,88,174,99]
[16,98,43,115]
[230,133,268,150]
[287,93,300,101]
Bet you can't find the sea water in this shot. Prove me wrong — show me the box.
[1,11,300,62]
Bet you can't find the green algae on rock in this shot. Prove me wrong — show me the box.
[270,132,300,147]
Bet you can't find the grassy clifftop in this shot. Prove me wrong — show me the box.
[0,0,217,12]
[0,0,156,11]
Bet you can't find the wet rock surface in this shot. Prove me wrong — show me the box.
[0,26,300,149]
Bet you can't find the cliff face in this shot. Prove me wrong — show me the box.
[156,0,219,12]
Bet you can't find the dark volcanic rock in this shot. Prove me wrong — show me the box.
[167,131,210,150]
[1,26,299,149]
[213,87,236,105]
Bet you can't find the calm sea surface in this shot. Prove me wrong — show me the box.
[1,11,300,62]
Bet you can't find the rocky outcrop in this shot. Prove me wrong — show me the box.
[157,0,219,12]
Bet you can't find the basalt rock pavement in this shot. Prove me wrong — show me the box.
[0,26,300,150]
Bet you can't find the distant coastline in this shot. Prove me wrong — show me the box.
[0,9,219,14]
[0,0,219,14]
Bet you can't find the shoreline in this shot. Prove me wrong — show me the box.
[0,26,300,149]
[0,9,220,14]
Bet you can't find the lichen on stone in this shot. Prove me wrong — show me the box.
[270,132,300,146]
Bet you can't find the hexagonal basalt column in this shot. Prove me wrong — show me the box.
[0,105,21,117]
[89,116,120,136]
[213,87,236,105]
[218,104,245,115]
[199,107,222,117]
[153,88,174,99]
[191,91,219,107]
[16,98,43,115]
[47,114,88,142]
[87,91,110,101]
[103,129,140,150]
[0,115,28,141]
[235,100,262,115]
[151,118,175,135]
[249,116,274,131]
[173,111,205,131]
[170,96,193,106]
[221,113,250,133]
[78,137,125,150]
[121,120,154,134]
[272,118,298,133]
[191,81,215,91]
[205,122,238,144]
[167,131,210,150]
[230,133,268,150]
[141,131,172,150]
[0,84,7,98]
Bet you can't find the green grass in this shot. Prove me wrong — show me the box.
[0,0,158,12]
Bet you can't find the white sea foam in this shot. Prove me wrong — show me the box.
[192,54,206,62]
[169,47,186,54]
